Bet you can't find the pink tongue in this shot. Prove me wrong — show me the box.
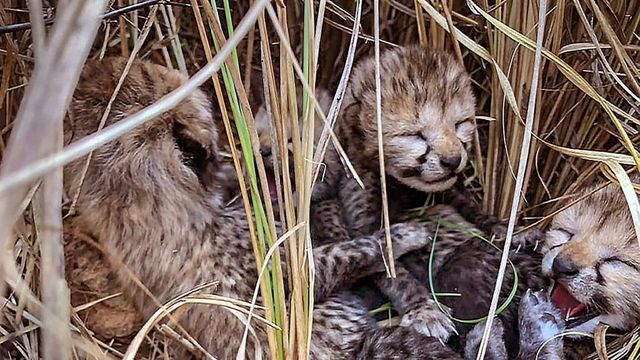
[551,285,586,318]
[267,170,278,203]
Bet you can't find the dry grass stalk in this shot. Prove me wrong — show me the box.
[189,1,277,356]
[26,0,45,58]
[199,1,287,356]
[33,122,70,360]
[372,0,396,278]
[475,0,548,357]
[0,1,108,358]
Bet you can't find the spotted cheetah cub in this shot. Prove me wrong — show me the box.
[459,178,640,359]
[316,45,476,202]
[401,201,550,359]
[311,45,476,341]
[253,87,331,205]
[64,57,459,359]
[532,178,640,358]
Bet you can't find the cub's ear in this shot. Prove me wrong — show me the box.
[172,121,218,190]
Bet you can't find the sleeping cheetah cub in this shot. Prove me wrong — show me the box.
[534,178,640,358]
[401,201,553,359]
[312,45,476,341]
[450,178,640,359]
[316,45,476,202]
[250,51,549,359]
[64,57,462,359]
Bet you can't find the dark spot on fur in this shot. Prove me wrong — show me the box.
[348,115,365,142]
[172,122,216,188]
[594,263,606,285]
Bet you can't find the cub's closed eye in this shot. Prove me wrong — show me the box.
[557,228,574,238]
[602,257,638,270]
[548,228,574,250]
[398,133,425,140]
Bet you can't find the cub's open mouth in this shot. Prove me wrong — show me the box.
[266,168,279,203]
[264,166,296,205]
[551,284,596,325]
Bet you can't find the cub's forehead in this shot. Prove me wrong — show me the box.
[380,73,474,123]
[553,183,636,238]
[551,199,590,233]
[445,94,475,121]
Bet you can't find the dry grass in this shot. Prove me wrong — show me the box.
[0,0,639,359]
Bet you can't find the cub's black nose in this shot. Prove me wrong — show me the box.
[552,256,579,276]
[260,147,272,157]
[440,155,462,170]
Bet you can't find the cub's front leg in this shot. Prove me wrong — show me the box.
[339,169,454,341]
[312,221,433,302]
[372,267,455,341]
[310,198,351,246]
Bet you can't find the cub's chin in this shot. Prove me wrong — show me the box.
[393,172,458,193]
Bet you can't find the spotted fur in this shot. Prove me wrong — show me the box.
[311,45,477,342]
[65,57,454,359]
[517,179,640,359]
[395,204,546,358]
[541,179,640,332]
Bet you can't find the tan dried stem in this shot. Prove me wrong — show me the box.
[0,2,108,358]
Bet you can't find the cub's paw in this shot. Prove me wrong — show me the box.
[490,224,543,253]
[518,290,565,357]
[512,228,544,253]
[399,304,455,342]
[464,319,508,360]
[386,221,433,257]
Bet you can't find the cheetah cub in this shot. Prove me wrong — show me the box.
[397,199,550,359]
[455,178,640,359]
[253,87,332,205]
[312,45,476,341]
[64,57,459,359]
[534,178,640,358]
[316,45,476,203]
